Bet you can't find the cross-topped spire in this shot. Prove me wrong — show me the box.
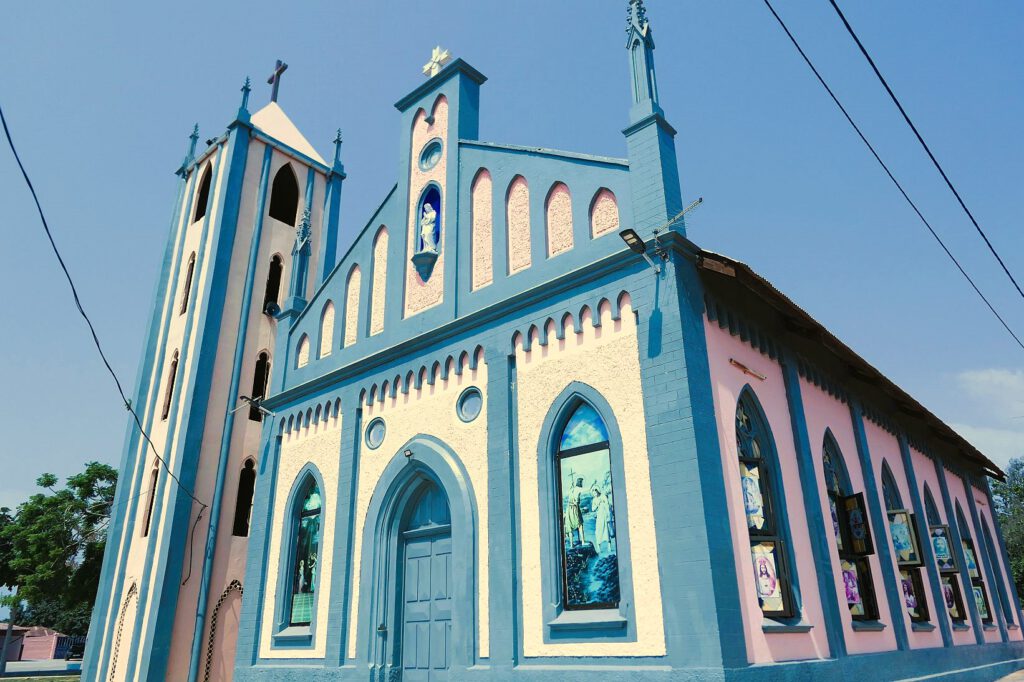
[422,46,452,78]
[333,129,343,165]
[240,76,252,111]
[267,59,288,103]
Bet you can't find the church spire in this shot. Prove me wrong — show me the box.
[626,0,661,121]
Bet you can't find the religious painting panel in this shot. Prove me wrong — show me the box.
[888,510,922,567]
[930,525,957,573]
[751,542,788,616]
[842,493,874,557]
[942,575,967,622]
[290,484,321,626]
[900,569,929,623]
[973,582,992,623]
[962,539,980,580]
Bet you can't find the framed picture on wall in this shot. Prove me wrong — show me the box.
[900,568,929,623]
[930,525,958,573]
[942,575,967,622]
[962,538,980,580]
[973,582,992,623]
[841,493,874,556]
[888,509,922,567]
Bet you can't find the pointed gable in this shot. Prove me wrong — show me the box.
[251,102,326,165]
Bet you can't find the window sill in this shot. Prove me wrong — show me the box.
[272,625,313,648]
[762,619,813,634]
[952,623,971,631]
[851,620,886,632]
[547,609,626,632]
[983,624,997,631]
[1008,623,1019,630]
[911,622,936,632]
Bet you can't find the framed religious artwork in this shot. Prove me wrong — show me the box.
[888,509,922,567]
[750,541,791,617]
[930,525,958,573]
[900,568,930,623]
[841,493,874,556]
[973,582,993,624]
[841,559,865,617]
[942,575,967,622]
[962,538,980,580]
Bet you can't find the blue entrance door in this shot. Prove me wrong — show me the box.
[400,484,452,682]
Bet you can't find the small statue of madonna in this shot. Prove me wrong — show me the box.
[419,202,438,252]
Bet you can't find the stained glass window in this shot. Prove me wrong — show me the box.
[823,435,879,620]
[290,481,321,626]
[556,401,619,610]
[736,391,793,618]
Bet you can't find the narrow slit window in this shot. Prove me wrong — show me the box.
[263,255,283,314]
[161,350,179,421]
[142,467,158,537]
[249,352,271,422]
[179,252,196,315]
[193,164,212,223]
[232,458,257,537]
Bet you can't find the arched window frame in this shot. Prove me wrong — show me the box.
[232,458,257,537]
[881,462,932,623]
[179,252,196,316]
[274,467,325,639]
[318,302,335,359]
[978,511,1011,625]
[193,163,213,223]
[268,164,300,226]
[536,384,638,639]
[955,503,993,624]
[822,431,879,621]
[141,464,159,538]
[263,254,284,315]
[735,387,797,619]
[249,351,271,421]
[161,350,180,421]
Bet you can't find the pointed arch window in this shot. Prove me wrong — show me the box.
[232,458,256,537]
[555,402,620,609]
[141,466,158,537]
[881,463,931,623]
[289,479,322,626]
[263,255,284,314]
[978,512,1010,624]
[269,165,299,225]
[179,252,196,316]
[736,390,795,618]
[161,350,180,421]
[249,352,271,421]
[823,434,879,620]
[193,164,212,223]
[955,503,992,624]
[319,302,335,358]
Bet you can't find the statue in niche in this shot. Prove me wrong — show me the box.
[419,202,438,252]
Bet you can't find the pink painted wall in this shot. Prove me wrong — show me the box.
[862,421,943,650]
[798,378,897,654]
[936,469,979,645]
[705,320,830,664]
[972,493,1024,641]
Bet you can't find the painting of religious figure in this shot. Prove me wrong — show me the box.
[843,493,873,556]
[942,576,964,621]
[930,525,957,573]
[741,464,766,532]
[830,497,844,553]
[558,447,619,608]
[290,484,321,626]
[751,542,785,614]
[842,560,864,616]
[900,569,927,621]
[963,539,980,580]
[887,510,922,566]
[974,584,991,622]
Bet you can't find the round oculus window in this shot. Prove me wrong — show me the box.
[418,139,443,171]
[366,418,386,449]
[457,387,483,422]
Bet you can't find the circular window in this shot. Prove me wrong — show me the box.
[365,418,386,449]
[418,139,443,171]
[457,387,483,422]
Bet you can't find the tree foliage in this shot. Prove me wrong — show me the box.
[992,457,1024,600]
[0,462,117,635]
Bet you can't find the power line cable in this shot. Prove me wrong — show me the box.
[0,101,209,516]
[827,0,1024,302]
[760,0,1024,352]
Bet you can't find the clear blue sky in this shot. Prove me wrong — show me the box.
[1,1,1022,510]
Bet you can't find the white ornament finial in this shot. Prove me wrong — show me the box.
[423,46,452,78]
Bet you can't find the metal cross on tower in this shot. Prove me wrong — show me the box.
[422,46,451,78]
[267,59,288,102]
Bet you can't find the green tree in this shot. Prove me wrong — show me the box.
[992,457,1024,599]
[0,462,117,635]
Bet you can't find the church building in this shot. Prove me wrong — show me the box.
[85,3,1024,680]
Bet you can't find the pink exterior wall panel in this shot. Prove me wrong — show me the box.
[705,320,830,664]
[972,493,1024,640]
[862,421,943,650]
[970,485,1010,643]
[799,378,897,654]
[937,469,980,645]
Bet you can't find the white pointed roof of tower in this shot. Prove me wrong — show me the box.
[251,102,326,165]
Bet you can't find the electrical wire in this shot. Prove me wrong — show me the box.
[827,0,1024,303]
[760,0,1024,352]
[0,101,209,516]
